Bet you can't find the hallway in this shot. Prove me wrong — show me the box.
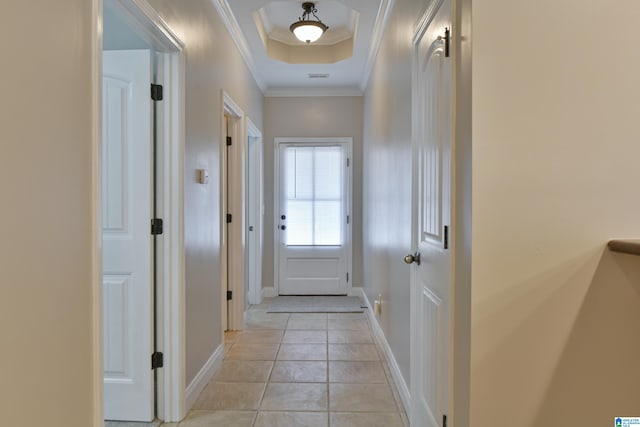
[165,302,408,427]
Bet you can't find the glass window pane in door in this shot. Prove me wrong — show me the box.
[283,145,343,246]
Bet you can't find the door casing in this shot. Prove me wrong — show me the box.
[93,0,186,423]
[246,119,264,306]
[273,137,353,297]
[221,91,247,331]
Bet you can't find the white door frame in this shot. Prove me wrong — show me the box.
[273,137,353,297]
[93,0,186,424]
[246,119,264,306]
[221,91,247,331]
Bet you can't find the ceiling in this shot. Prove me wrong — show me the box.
[213,0,393,96]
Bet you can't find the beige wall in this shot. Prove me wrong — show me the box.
[0,1,95,426]
[472,1,640,425]
[262,96,364,291]
[362,0,431,385]
[149,0,263,385]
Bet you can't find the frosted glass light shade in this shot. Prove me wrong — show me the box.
[290,21,326,43]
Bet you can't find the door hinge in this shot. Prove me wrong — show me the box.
[437,27,451,58]
[443,414,447,427]
[226,213,232,223]
[227,290,233,301]
[347,215,350,225]
[226,136,232,146]
[151,218,164,235]
[443,225,449,250]
[150,84,163,101]
[346,272,349,283]
[151,352,164,369]
[346,158,350,167]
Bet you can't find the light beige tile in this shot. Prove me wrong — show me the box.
[254,411,328,427]
[289,313,328,320]
[177,410,255,427]
[282,330,327,344]
[328,312,367,319]
[192,382,265,410]
[330,412,404,427]
[329,361,386,383]
[225,343,279,361]
[270,361,327,382]
[105,422,161,427]
[277,344,327,361]
[328,330,373,344]
[287,317,328,330]
[236,330,284,344]
[260,383,328,411]
[329,344,379,361]
[329,383,398,412]
[245,312,290,330]
[212,360,273,382]
[224,330,242,344]
[328,318,369,331]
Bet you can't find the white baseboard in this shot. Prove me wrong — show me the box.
[357,288,411,415]
[262,286,276,298]
[185,343,224,411]
[348,286,363,297]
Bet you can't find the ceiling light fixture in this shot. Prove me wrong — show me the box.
[290,2,328,44]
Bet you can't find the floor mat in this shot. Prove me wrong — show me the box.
[267,296,366,313]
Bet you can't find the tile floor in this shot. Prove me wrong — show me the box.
[163,303,408,427]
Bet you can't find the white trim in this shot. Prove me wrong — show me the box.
[412,0,445,46]
[262,286,276,299]
[221,91,247,331]
[185,344,224,411]
[347,286,363,298]
[360,0,396,91]
[210,0,266,92]
[246,118,264,306]
[158,50,186,423]
[358,289,411,415]
[105,0,184,51]
[273,137,353,297]
[264,88,364,98]
[97,1,186,423]
[92,1,104,426]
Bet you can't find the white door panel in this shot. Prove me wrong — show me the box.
[276,141,351,295]
[103,49,154,422]
[411,1,452,426]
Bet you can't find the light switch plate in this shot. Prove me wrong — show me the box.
[197,169,209,184]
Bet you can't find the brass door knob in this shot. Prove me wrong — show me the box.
[404,252,421,265]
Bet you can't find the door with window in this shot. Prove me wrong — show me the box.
[275,138,351,295]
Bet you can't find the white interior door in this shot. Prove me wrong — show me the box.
[103,49,154,422]
[247,129,263,305]
[276,140,351,295]
[410,1,452,426]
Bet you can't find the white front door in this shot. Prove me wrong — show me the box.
[275,139,351,295]
[410,1,452,426]
[102,49,154,422]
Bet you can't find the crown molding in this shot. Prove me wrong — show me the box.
[360,0,396,92]
[211,0,266,92]
[265,87,363,97]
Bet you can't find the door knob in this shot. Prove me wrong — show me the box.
[404,252,421,265]
[281,225,286,230]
